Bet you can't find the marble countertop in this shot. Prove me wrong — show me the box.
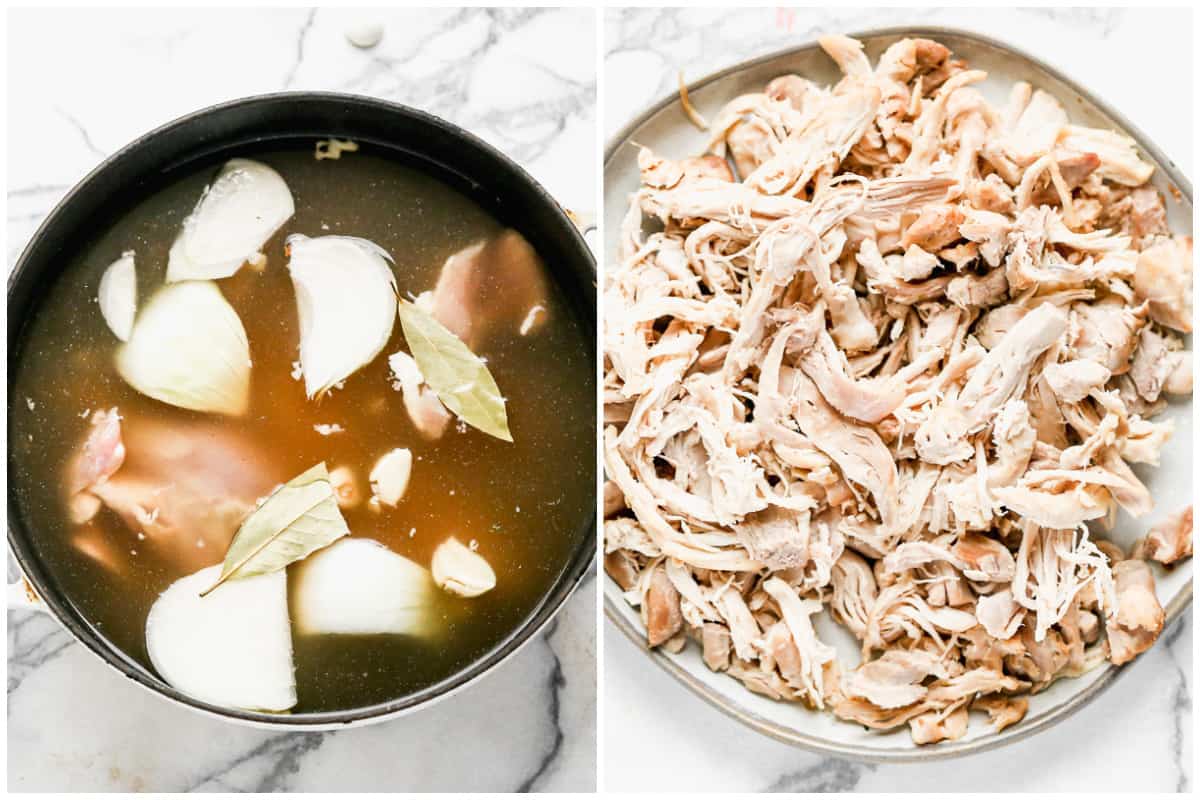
[7,7,596,792]
[603,6,1192,793]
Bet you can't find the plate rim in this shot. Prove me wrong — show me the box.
[601,24,1194,762]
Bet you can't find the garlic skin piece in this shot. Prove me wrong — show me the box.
[145,565,296,712]
[369,448,412,506]
[98,250,137,341]
[286,234,397,397]
[432,536,496,598]
[166,159,294,282]
[115,281,251,416]
[293,538,434,636]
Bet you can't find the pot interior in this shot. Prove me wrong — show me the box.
[8,94,596,725]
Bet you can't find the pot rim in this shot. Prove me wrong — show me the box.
[8,90,597,728]
[602,23,1193,762]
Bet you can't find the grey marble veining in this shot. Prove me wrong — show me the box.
[7,7,596,793]
[603,6,1192,793]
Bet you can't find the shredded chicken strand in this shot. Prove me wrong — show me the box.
[605,34,1191,745]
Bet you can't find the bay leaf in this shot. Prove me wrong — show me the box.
[201,462,349,596]
[396,299,513,442]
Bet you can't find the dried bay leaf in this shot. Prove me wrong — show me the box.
[202,463,349,595]
[396,299,513,442]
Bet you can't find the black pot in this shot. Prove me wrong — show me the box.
[6,92,596,728]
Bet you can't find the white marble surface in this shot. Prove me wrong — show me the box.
[7,7,596,792]
[603,6,1192,793]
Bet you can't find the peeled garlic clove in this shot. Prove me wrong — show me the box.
[432,536,496,598]
[167,159,294,282]
[328,465,362,508]
[287,235,397,397]
[293,538,434,636]
[345,21,383,49]
[98,250,137,341]
[369,448,412,506]
[115,281,251,415]
[146,565,296,712]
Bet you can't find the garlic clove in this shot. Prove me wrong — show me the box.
[98,250,137,341]
[369,448,412,506]
[328,465,362,509]
[167,159,294,282]
[345,21,384,49]
[432,536,496,598]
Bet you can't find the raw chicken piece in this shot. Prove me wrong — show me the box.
[429,229,550,349]
[77,417,279,573]
[388,351,451,440]
[66,408,126,524]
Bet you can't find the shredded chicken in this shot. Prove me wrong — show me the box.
[605,34,1192,745]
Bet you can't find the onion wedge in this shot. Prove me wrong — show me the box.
[287,234,397,397]
[166,158,294,282]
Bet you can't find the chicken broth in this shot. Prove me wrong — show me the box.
[9,144,595,712]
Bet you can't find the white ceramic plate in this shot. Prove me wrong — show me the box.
[603,26,1193,762]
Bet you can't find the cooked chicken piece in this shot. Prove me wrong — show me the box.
[840,648,946,709]
[736,506,813,570]
[1058,125,1155,186]
[916,303,1067,464]
[1111,186,1169,246]
[430,229,550,349]
[644,565,684,648]
[1002,89,1068,166]
[909,704,970,745]
[603,480,627,518]
[1133,506,1193,566]
[1069,297,1146,375]
[604,550,640,591]
[974,590,1023,644]
[971,693,1029,733]
[608,33,1191,746]
[701,623,733,671]
[829,550,878,638]
[1105,559,1165,665]
[762,577,837,707]
[1010,523,1114,642]
[1042,359,1111,403]
[1129,327,1191,402]
[946,268,1008,309]
[1133,235,1193,333]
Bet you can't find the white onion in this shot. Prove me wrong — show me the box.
[292,538,434,636]
[286,234,397,397]
[115,281,251,415]
[145,566,296,712]
[98,250,137,341]
[167,158,295,282]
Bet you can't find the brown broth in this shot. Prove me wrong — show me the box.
[8,145,595,712]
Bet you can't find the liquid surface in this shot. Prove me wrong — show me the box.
[9,145,595,712]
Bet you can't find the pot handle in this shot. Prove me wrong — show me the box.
[564,208,598,254]
[7,574,49,615]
